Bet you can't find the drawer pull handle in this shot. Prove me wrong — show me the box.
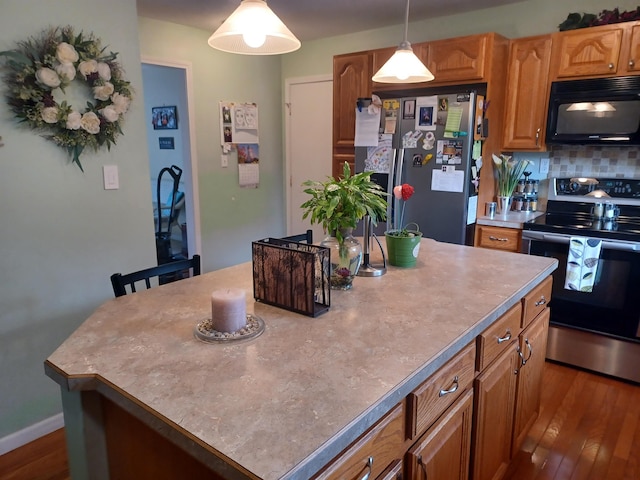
[439,376,459,397]
[535,295,547,307]
[497,330,512,344]
[489,235,508,242]
[517,339,534,366]
[360,456,373,480]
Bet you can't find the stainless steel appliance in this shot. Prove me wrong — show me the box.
[522,177,640,383]
[355,90,481,245]
[546,76,640,146]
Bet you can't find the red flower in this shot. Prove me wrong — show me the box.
[394,183,415,201]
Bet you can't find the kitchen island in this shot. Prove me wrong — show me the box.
[45,239,557,480]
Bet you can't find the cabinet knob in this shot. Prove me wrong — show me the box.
[609,63,615,69]
[630,59,636,68]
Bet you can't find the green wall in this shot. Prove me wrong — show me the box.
[2,0,639,444]
[0,0,153,438]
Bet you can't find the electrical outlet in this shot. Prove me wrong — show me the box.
[539,158,550,175]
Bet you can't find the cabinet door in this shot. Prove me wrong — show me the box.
[472,345,518,480]
[624,24,640,73]
[512,308,550,452]
[554,25,624,78]
[502,35,552,151]
[426,34,487,83]
[332,52,372,176]
[406,389,473,480]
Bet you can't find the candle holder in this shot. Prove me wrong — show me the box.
[194,314,265,344]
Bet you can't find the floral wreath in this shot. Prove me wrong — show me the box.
[0,26,132,171]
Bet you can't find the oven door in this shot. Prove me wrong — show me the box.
[522,231,640,340]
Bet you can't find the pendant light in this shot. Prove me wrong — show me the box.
[208,0,301,55]
[372,0,434,83]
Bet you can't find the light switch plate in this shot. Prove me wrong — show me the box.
[539,158,550,175]
[221,154,229,168]
[103,165,119,190]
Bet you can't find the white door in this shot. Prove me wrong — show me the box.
[285,75,333,243]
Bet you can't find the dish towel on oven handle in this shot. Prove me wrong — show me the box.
[564,236,602,292]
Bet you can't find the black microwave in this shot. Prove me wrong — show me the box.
[546,76,640,145]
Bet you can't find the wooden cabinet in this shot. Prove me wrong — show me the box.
[332,51,372,176]
[426,34,489,83]
[406,389,474,480]
[512,308,550,452]
[474,225,522,253]
[502,35,553,151]
[314,401,405,480]
[551,21,640,79]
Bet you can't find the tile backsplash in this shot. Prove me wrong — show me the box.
[547,145,640,178]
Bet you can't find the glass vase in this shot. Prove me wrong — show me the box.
[320,228,362,290]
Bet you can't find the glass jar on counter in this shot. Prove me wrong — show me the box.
[516,179,526,194]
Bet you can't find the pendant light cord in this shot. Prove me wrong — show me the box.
[403,0,410,44]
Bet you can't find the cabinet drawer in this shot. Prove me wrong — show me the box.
[314,402,405,480]
[475,225,521,252]
[522,276,552,327]
[476,303,522,371]
[407,342,475,439]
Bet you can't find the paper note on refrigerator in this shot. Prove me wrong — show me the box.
[431,168,464,193]
[444,106,463,138]
[354,108,380,146]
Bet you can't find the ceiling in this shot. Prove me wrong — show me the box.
[136,0,523,43]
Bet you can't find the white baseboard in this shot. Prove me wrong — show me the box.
[0,413,64,456]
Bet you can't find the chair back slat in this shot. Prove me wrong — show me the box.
[110,255,201,297]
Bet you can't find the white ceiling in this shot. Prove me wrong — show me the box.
[136,0,523,42]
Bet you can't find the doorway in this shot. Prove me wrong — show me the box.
[285,75,333,242]
[141,58,200,260]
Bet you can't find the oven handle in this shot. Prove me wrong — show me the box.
[522,231,640,252]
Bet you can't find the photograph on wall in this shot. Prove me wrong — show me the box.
[152,106,177,130]
[237,144,259,164]
[220,101,234,145]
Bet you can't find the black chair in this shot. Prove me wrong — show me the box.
[110,255,201,297]
[281,230,313,244]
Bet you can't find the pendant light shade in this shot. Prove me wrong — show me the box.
[372,0,434,83]
[208,0,301,55]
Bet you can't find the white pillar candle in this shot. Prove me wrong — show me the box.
[211,288,247,333]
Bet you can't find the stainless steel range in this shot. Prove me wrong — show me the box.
[522,177,640,383]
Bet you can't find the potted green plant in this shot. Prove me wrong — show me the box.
[492,154,532,214]
[301,162,387,290]
[385,183,422,267]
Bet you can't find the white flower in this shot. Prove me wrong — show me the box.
[66,111,82,130]
[55,62,76,82]
[97,62,111,81]
[111,92,131,114]
[100,105,119,122]
[41,106,59,124]
[93,82,114,101]
[35,67,61,88]
[56,42,79,63]
[78,59,98,78]
[80,111,100,134]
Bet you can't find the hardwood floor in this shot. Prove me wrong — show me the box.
[504,361,640,480]
[0,362,638,479]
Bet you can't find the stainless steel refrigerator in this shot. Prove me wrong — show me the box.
[355,91,482,245]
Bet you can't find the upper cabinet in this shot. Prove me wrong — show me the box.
[426,34,488,83]
[502,35,553,151]
[551,21,640,79]
[332,52,372,175]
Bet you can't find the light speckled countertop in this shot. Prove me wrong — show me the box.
[45,239,557,480]
[477,210,545,229]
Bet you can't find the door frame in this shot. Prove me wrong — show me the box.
[141,56,201,258]
[284,74,333,236]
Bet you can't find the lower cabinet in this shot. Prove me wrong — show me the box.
[316,277,552,480]
[406,389,474,480]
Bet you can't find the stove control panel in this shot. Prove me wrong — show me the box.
[555,178,640,198]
